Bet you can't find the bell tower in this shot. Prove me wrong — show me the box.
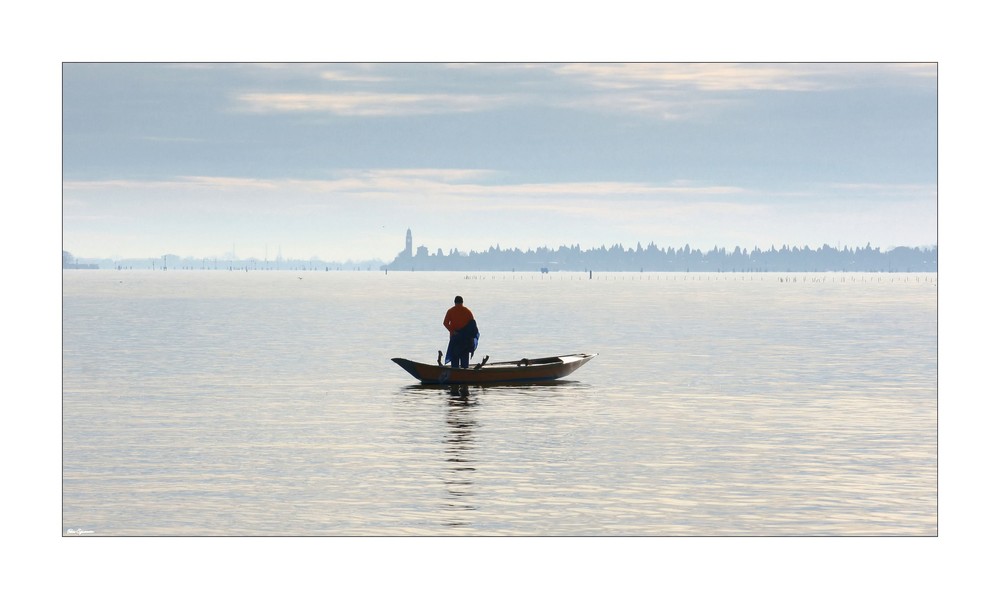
[405,228,413,258]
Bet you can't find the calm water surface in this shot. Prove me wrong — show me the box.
[63,270,937,535]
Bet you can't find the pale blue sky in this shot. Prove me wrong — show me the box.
[63,63,936,262]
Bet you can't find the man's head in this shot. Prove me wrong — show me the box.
[454,295,464,305]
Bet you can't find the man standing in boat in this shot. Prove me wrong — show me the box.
[443,295,479,368]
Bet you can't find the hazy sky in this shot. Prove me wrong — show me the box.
[62,62,937,262]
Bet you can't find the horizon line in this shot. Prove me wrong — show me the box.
[65,240,939,264]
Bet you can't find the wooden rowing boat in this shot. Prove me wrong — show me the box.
[391,353,596,385]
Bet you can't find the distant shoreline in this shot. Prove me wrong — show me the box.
[62,243,938,273]
[385,243,937,273]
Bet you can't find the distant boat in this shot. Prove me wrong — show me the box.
[392,353,596,385]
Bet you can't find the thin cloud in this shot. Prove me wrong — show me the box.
[552,63,818,91]
[74,170,945,211]
[63,171,747,199]
[61,172,753,224]
[542,63,937,120]
[227,63,935,122]
[552,62,935,92]
[336,168,497,182]
[320,70,392,83]
[234,91,512,116]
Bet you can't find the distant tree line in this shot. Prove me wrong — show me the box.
[63,242,938,273]
[387,242,937,272]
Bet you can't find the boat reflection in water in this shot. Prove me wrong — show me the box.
[442,389,478,527]
[403,380,585,531]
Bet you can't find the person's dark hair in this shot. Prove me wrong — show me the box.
[454,295,464,304]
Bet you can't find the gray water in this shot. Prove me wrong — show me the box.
[62,270,937,535]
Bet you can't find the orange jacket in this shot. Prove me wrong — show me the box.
[443,305,474,334]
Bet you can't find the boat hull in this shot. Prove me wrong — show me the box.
[391,353,596,385]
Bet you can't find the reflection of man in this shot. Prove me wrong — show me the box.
[443,295,479,368]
